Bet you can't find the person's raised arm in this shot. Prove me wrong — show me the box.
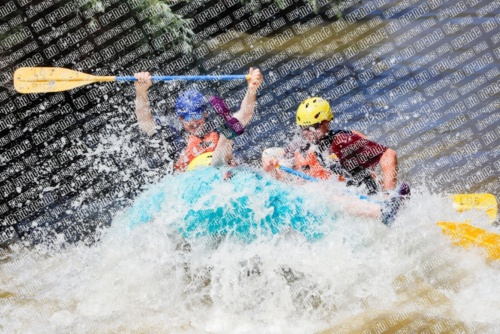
[211,68,263,166]
[134,72,157,137]
[232,67,263,127]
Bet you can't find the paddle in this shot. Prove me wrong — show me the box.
[14,67,250,94]
[438,221,500,260]
[277,164,319,183]
[277,165,498,218]
[277,164,500,259]
[277,164,383,203]
[451,193,497,222]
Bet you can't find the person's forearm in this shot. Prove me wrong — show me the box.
[211,136,233,166]
[380,149,398,191]
[135,91,156,136]
[383,168,397,190]
[212,85,257,164]
[233,85,258,127]
[331,194,381,219]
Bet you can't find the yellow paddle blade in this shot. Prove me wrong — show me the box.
[438,221,500,260]
[14,67,115,93]
[451,194,498,221]
[14,79,98,93]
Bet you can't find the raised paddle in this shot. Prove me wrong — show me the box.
[14,67,250,94]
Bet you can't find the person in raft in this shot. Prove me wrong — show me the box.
[134,68,264,170]
[262,97,410,225]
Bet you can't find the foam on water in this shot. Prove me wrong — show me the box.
[1,168,499,333]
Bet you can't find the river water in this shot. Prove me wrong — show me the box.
[1,167,499,333]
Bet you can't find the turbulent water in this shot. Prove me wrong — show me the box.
[1,168,499,333]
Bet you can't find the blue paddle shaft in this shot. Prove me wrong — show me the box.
[277,165,376,203]
[116,75,248,81]
[279,165,319,182]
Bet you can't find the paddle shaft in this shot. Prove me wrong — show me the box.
[117,75,249,81]
[278,165,319,182]
[277,165,375,203]
[14,67,251,93]
[278,165,497,223]
[22,75,249,82]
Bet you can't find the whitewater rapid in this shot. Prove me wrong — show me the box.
[1,168,499,333]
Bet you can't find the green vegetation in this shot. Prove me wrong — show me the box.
[0,0,349,59]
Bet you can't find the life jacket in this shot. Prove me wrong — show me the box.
[293,150,332,180]
[175,131,219,171]
[328,130,388,173]
[288,130,385,193]
[326,130,386,194]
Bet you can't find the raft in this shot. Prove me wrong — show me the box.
[126,167,331,242]
[125,168,500,260]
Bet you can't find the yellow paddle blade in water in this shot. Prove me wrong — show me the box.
[451,193,498,222]
[438,221,500,260]
[14,67,115,93]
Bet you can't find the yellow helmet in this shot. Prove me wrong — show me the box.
[187,152,213,171]
[296,97,333,126]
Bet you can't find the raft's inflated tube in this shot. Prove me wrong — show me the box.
[126,169,329,242]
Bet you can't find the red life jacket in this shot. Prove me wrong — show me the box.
[328,130,388,173]
[175,131,219,171]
